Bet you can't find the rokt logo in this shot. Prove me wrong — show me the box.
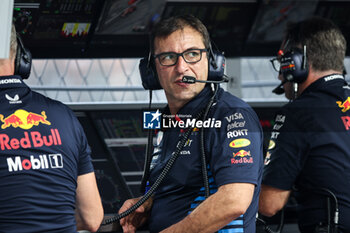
[0,109,51,129]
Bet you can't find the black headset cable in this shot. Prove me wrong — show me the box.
[140,90,154,193]
[200,83,219,198]
[102,111,200,225]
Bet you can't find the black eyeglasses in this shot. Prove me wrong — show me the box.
[154,48,208,66]
[270,57,281,72]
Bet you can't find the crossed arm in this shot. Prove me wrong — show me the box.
[119,182,254,233]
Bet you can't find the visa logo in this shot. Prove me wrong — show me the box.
[225,113,244,123]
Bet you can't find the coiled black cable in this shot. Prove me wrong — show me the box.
[140,90,154,193]
[102,85,219,225]
[102,109,202,225]
[256,209,285,233]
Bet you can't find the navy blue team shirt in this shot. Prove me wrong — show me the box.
[148,86,264,233]
[0,75,94,232]
[263,74,350,231]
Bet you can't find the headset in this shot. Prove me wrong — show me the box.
[139,44,226,90]
[280,45,309,83]
[273,43,347,96]
[14,33,32,79]
[272,45,309,95]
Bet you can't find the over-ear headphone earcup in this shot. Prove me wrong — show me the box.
[208,50,225,81]
[139,57,162,90]
[14,35,32,79]
[280,48,308,83]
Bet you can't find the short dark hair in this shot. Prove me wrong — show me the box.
[150,15,210,54]
[285,16,346,73]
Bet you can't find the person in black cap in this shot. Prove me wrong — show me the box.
[259,16,350,233]
[119,15,263,233]
[0,24,104,232]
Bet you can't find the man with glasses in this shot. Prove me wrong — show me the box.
[119,15,263,233]
[259,17,350,232]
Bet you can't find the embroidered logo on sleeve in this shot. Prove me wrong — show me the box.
[229,138,251,148]
[231,150,253,164]
[336,97,350,112]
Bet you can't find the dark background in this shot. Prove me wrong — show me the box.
[13,0,350,58]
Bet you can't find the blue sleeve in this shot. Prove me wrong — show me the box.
[207,107,263,187]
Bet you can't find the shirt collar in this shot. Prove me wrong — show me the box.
[0,75,27,89]
[302,74,346,95]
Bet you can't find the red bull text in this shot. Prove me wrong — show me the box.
[0,129,61,151]
[341,116,350,130]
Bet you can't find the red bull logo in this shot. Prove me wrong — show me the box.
[233,150,251,158]
[231,150,253,164]
[0,110,51,129]
[336,97,350,112]
[264,152,272,165]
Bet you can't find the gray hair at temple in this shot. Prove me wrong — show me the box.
[10,24,18,60]
[0,24,17,66]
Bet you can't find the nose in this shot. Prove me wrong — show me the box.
[175,55,189,74]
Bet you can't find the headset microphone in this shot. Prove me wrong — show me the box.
[272,80,287,95]
[182,76,228,84]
